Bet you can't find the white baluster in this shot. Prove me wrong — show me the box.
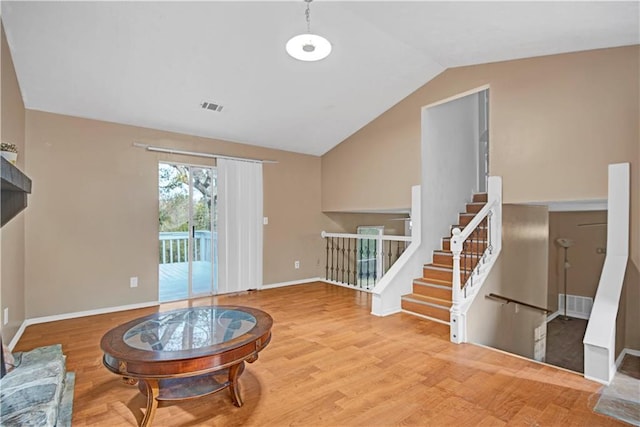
[450,227,466,344]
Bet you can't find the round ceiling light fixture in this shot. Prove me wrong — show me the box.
[286,0,332,62]
[286,34,332,62]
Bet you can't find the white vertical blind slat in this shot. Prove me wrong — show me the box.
[217,159,263,293]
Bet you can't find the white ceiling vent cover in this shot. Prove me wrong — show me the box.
[201,102,224,112]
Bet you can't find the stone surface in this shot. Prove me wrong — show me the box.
[0,344,66,426]
[594,355,640,426]
[57,372,75,427]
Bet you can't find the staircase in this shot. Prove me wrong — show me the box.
[401,193,488,323]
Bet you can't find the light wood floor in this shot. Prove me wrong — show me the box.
[14,282,623,426]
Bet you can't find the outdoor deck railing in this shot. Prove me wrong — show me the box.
[159,231,214,264]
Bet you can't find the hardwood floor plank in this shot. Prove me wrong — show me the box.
[13,282,622,426]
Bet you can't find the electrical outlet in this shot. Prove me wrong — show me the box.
[130,277,138,288]
[3,308,8,325]
[596,247,606,254]
[294,261,300,269]
[263,217,269,225]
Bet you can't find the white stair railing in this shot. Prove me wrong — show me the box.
[450,176,502,343]
[583,163,629,384]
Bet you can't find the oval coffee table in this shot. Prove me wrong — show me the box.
[101,305,272,427]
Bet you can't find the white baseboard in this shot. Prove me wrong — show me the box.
[584,373,611,386]
[615,347,640,369]
[8,322,29,351]
[547,311,560,322]
[402,309,450,325]
[260,277,322,289]
[546,310,590,322]
[8,300,159,350]
[371,306,401,317]
[321,279,374,293]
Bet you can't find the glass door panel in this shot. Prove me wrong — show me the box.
[158,163,216,302]
[190,166,216,296]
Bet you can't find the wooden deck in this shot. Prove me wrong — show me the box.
[159,261,216,302]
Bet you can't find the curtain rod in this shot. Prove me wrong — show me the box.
[133,143,278,164]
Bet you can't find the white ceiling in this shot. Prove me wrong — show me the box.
[2,1,638,156]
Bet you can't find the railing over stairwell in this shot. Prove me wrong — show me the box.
[159,231,214,264]
[320,231,412,291]
[450,176,502,343]
[583,163,629,385]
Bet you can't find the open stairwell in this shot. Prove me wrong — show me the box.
[401,193,488,324]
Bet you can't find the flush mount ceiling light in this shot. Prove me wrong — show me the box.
[286,0,331,62]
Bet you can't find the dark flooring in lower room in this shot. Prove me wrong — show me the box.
[546,316,588,373]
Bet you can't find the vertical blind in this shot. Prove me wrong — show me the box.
[217,158,263,294]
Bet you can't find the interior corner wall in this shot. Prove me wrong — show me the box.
[321,45,639,351]
[467,204,549,359]
[0,23,27,342]
[624,260,640,350]
[547,211,607,312]
[321,45,639,265]
[422,92,479,260]
[24,111,325,318]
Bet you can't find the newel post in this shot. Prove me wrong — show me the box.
[450,227,466,343]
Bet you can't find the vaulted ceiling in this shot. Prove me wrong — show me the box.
[2,1,638,156]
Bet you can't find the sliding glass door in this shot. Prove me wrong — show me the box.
[158,163,217,301]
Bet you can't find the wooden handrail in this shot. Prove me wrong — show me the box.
[486,293,552,314]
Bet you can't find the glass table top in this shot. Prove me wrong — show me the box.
[123,307,257,352]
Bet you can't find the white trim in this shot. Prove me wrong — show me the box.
[615,348,640,369]
[321,231,411,242]
[371,185,423,317]
[7,322,29,351]
[370,301,401,317]
[584,373,611,385]
[402,309,450,325]
[322,279,374,293]
[584,163,630,385]
[260,277,322,289]
[547,310,560,322]
[8,301,159,350]
[421,84,490,110]
[527,199,607,212]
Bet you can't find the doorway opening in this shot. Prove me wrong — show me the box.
[158,162,217,302]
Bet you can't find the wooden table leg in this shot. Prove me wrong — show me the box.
[140,379,159,427]
[228,362,245,407]
[122,377,138,386]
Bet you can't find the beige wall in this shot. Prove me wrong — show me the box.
[323,213,408,236]
[321,106,421,213]
[623,261,640,350]
[24,111,325,318]
[1,25,27,342]
[321,46,639,262]
[467,205,549,359]
[547,211,607,312]
[322,45,640,350]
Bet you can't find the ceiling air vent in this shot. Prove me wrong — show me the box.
[201,102,224,112]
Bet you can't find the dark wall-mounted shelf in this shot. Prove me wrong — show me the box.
[1,156,32,226]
